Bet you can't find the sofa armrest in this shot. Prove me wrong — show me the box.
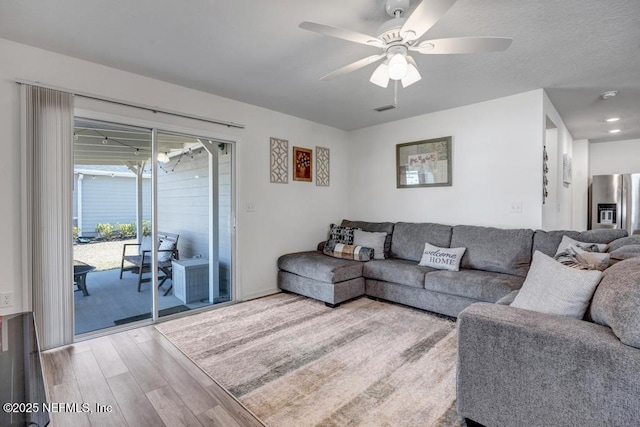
[457,303,640,427]
[495,289,518,305]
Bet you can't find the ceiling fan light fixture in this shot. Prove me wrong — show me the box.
[401,63,421,88]
[370,63,390,88]
[387,53,408,80]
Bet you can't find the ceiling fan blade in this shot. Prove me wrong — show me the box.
[320,54,386,81]
[400,0,458,42]
[412,37,513,54]
[299,21,384,47]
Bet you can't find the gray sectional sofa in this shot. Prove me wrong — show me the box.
[457,254,640,427]
[279,219,638,426]
[277,219,626,317]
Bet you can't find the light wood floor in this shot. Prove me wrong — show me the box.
[41,326,265,427]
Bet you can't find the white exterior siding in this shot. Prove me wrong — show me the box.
[73,173,151,237]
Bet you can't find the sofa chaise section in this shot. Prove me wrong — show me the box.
[277,251,365,307]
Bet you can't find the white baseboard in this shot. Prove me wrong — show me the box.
[240,288,280,301]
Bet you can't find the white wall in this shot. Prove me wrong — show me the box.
[572,139,589,230]
[542,91,576,230]
[0,38,350,314]
[542,127,559,230]
[590,138,640,176]
[346,90,544,228]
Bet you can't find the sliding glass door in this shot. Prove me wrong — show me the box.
[73,119,153,334]
[156,132,232,319]
[73,119,233,336]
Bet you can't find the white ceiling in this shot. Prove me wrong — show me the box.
[1,0,639,141]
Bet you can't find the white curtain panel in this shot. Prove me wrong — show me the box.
[22,85,74,350]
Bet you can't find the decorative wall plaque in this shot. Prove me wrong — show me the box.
[316,146,330,187]
[270,137,288,183]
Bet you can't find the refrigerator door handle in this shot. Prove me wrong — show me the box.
[621,176,626,229]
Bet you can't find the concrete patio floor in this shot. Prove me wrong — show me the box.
[74,268,212,335]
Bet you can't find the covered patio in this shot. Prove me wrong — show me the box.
[73,118,233,335]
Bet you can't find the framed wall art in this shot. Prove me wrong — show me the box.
[396,136,452,188]
[562,153,572,185]
[293,146,312,182]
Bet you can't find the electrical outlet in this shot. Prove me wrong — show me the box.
[0,292,13,307]
[509,201,523,213]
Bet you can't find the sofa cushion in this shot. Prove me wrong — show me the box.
[607,235,640,253]
[341,220,395,257]
[390,222,453,262]
[450,225,534,277]
[424,269,524,302]
[363,259,434,289]
[591,257,640,348]
[533,229,628,257]
[353,229,387,260]
[418,242,466,271]
[323,241,374,262]
[278,251,363,283]
[511,251,602,319]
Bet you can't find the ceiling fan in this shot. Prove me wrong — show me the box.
[299,0,512,88]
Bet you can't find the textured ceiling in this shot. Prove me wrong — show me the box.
[1,0,639,141]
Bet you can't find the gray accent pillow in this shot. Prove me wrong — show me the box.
[609,244,640,260]
[451,225,533,277]
[511,251,602,319]
[341,220,395,257]
[607,235,640,253]
[418,242,466,271]
[353,229,387,260]
[591,257,640,348]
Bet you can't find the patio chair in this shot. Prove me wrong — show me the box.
[119,232,179,294]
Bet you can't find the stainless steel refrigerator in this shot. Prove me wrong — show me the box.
[590,174,640,234]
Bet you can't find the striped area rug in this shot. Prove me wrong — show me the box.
[155,293,462,427]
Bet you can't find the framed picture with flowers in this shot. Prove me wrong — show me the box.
[293,146,312,182]
[396,136,452,188]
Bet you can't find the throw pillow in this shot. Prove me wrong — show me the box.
[607,235,640,253]
[510,251,602,319]
[609,244,640,261]
[590,257,640,349]
[329,224,359,245]
[555,235,607,255]
[418,242,466,271]
[323,240,373,262]
[353,229,387,260]
[157,239,175,262]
